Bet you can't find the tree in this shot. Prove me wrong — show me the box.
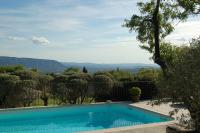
[109,69,134,81]
[67,73,92,81]
[156,37,200,131]
[51,75,69,104]
[0,74,20,108]
[0,65,24,74]
[37,75,53,106]
[93,72,114,101]
[51,73,92,104]
[14,70,38,80]
[177,0,200,15]
[67,73,92,104]
[66,79,88,104]
[124,0,200,75]
[136,68,159,81]
[82,66,88,73]
[30,68,38,72]
[64,67,80,75]
[0,69,40,108]
[93,72,114,80]
[16,80,37,107]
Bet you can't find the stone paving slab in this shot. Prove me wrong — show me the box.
[113,125,167,133]
[131,101,189,119]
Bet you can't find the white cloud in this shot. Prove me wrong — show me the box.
[166,20,200,44]
[6,35,50,46]
[8,36,26,41]
[31,36,50,45]
[44,18,83,32]
[0,0,199,63]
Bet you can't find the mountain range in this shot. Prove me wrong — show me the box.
[0,56,159,73]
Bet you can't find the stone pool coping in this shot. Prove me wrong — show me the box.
[0,101,111,112]
[0,101,128,112]
[80,121,175,133]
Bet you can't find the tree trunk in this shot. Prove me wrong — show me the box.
[41,94,49,106]
[28,101,31,107]
[44,98,48,106]
[153,0,168,76]
[2,96,6,108]
[41,97,48,106]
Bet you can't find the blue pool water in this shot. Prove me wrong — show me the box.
[0,103,173,133]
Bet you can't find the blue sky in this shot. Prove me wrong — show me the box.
[0,0,200,63]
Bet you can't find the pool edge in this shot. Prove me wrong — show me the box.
[0,101,130,112]
[79,120,175,133]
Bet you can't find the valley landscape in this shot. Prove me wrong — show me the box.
[0,56,158,73]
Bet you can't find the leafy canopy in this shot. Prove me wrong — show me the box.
[109,69,134,81]
[157,37,200,130]
[0,65,24,73]
[64,67,80,75]
[124,0,199,53]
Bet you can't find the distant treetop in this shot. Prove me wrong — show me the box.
[82,66,88,73]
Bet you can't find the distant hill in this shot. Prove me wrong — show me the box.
[0,56,159,73]
[0,56,66,72]
[61,62,159,73]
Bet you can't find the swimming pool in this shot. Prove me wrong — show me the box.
[0,103,173,133]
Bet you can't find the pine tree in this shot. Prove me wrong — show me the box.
[82,66,88,73]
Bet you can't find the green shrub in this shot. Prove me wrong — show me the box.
[93,73,114,101]
[129,87,141,96]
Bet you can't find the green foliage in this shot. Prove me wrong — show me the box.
[93,73,114,100]
[0,73,38,107]
[0,65,24,73]
[124,0,199,75]
[93,75,114,91]
[109,69,134,81]
[159,42,188,67]
[66,73,91,104]
[16,80,37,107]
[37,75,53,106]
[124,0,194,53]
[0,64,159,108]
[94,71,114,80]
[30,68,38,72]
[13,70,38,80]
[66,78,88,104]
[37,75,53,84]
[64,67,80,75]
[157,37,200,131]
[160,42,179,66]
[136,68,159,81]
[129,87,141,96]
[52,74,68,83]
[0,74,20,107]
[67,73,92,81]
[51,75,68,104]
[177,0,200,14]
[51,73,91,104]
